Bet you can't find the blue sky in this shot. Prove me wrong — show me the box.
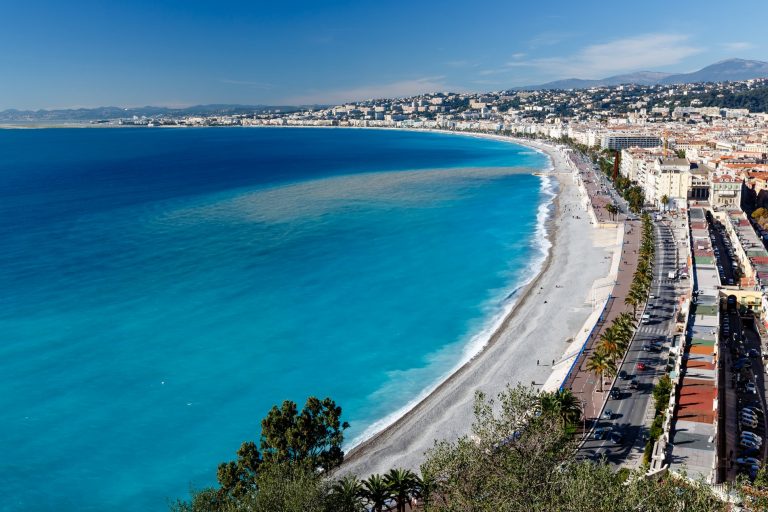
[1,0,766,109]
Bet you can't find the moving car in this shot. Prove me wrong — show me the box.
[593,427,611,440]
[602,409,614,420]
[610,388,621,399]
[636,362,647,371]
[619,370,629,380]
[630,378,639,390]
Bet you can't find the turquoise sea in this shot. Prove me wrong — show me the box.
[0,127,550,511]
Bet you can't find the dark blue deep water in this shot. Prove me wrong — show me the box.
[0,127,549,511]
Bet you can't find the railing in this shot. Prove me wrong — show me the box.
[560,296,614,391]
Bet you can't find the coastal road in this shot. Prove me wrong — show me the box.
[577,221,681,466]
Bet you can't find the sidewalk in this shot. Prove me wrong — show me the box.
[562,159,643,421]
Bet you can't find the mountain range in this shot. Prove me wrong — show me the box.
[516,58,768,90]
[2,58,768,122]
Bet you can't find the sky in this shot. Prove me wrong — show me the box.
[1,0,766,110]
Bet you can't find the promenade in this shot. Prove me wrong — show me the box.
[563,154,642,422]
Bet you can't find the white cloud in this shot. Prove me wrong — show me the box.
[722,41,755,51]
[283,77,462,105]
[506,33,703,79]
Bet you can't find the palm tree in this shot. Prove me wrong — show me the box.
[615,312,637,333]
[586,350,616,393]
[384,468,421,512]
[624,293,639,317]
[541,389,582,427]
[660,194,669,211]
[597,327,621,361]
[362,474,393,512]
[330,475,366,512]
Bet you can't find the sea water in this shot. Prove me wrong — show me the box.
[0,127,549,511]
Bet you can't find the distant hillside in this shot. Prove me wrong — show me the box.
[0,104,308,123]
[518,58,768,90]
[658,58,768,85]
[519,71,672,91]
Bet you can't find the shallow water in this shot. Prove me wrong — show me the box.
[0,127,548,511]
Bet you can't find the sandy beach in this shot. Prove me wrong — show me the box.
[341,136,621,477]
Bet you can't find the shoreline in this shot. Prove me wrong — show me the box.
[347,170,556,447]
[341,129,559,448]
[341,135,616,476]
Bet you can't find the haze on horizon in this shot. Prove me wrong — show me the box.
[1,0,766,110]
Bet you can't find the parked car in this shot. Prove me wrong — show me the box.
[737,457,762,467]
[741,417,759,429]
[749,348,760,358]
[741,410,760,422]
[746,382,758,394]
[741,431,762,443]
[609,431,623,444]
[741,437,760,449]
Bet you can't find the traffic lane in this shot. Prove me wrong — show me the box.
[583,323,672,461]
[580,343,667,463]
[579,221,675,463]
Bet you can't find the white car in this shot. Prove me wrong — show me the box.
[746,382,758,394]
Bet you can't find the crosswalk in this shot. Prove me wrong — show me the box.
[638,325,670,335]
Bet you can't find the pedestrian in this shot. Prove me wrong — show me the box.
[537,359,540,366]
[552,359,555,366]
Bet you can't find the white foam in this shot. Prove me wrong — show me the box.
[348,173,559,448]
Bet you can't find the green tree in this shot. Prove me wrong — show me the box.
[261,396,349,472]
[215,441,262,501]
[540,389,582,428]
[362,474,393,512]
[597,327,622,361]
[329,475,366,512]
[652,374,673,413]
[419,385,725,512]
[384,468,421,512]
[248,462,330,512]
[660,194,669,211]
[586,350,616,392]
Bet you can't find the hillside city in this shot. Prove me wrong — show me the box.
[40,76,768,507]
[123,75,768,504]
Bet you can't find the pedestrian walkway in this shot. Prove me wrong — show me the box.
[562,157,642,422]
